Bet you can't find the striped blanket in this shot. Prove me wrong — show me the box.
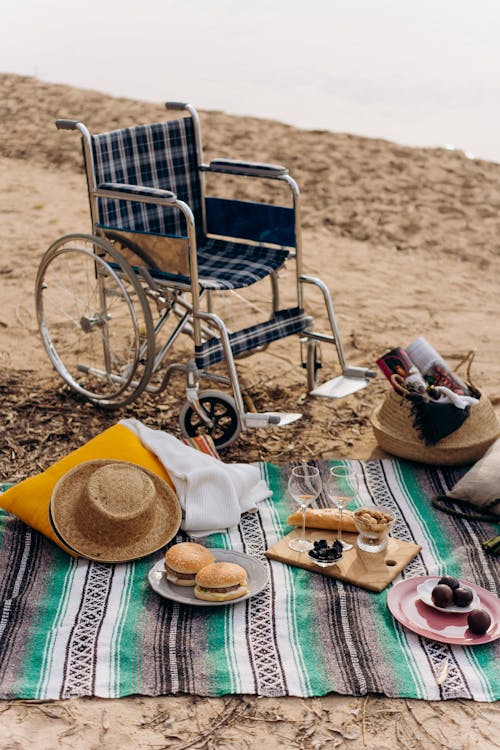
[0,459,498,701]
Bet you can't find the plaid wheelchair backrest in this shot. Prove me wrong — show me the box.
[91,117,203,238]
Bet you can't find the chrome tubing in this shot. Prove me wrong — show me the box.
[195,309,247,420]
[279,174,302,308]
[300,274,348,372]
[165,102,207,236]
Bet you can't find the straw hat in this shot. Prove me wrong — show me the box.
[371,389,500,466]
[50,460,182,562]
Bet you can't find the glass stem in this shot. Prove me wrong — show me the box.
[338,507,343,544]
[301,504,307,542]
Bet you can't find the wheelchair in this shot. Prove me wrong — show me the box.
[35,102,375,448]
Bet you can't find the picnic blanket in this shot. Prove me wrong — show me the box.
[0,459,498,701]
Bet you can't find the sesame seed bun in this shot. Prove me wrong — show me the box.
[164,542,215,586]
[193,562,248,601]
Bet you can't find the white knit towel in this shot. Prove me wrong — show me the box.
[120,419,272,537]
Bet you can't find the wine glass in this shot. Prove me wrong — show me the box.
[326,465,359,551]
[287,465,322,553]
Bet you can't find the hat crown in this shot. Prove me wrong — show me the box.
[87,464,156,521]
[75,464,157,546]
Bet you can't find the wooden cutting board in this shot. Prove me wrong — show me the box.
[265,529,421,593]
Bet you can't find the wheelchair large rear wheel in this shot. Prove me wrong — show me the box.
[36,234,155,406]
[179,390,241,449]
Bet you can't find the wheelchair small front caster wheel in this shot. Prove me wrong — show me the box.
[179,390,242,449]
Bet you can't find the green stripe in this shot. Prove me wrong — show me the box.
[110,564,134,697]
[262,463,289,535]
[370,590,424,698]
[299,574,335,694]
[204,530,238,693]
[266,461,339,695]
[464,641,498,701]
[36,555,79,698]
[223,599,240,693]
[117,558,151,695]
[16,549,77,698]
[395,461,457,575]
[204,606,233,695]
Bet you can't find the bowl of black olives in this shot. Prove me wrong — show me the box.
[417,576,480,613]
[307,539,343,567]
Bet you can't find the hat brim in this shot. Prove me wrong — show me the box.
[50,460,182,563]
[371,390,500,466]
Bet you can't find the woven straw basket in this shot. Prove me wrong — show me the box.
[371,389,500,466]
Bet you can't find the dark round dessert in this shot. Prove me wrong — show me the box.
[438,576,460,591]
[453,586,473,607]
[308,539,343,563]
[467,609,492,635]
[431,583,454,608]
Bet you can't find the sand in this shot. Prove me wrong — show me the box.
[0,73,499,748]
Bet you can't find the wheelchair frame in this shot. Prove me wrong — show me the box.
[35,102,374,448]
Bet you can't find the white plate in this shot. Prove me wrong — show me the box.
[148,548,269,607]
[417,578,480,613]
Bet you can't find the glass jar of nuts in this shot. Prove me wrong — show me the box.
[353,507,395,553]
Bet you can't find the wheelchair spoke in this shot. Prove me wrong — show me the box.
[36,235,155,405]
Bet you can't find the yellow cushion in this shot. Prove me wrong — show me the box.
[0,424,175,555]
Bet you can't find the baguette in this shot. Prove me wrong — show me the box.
[286,508,357,533]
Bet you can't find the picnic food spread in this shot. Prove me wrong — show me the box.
[164,542,215,586]
[194,562,248,602]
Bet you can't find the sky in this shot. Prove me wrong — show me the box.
[2,0,500,162]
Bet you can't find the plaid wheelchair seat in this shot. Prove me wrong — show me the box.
[153,237,288,290]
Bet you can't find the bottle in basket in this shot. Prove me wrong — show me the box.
[406,337,472,396]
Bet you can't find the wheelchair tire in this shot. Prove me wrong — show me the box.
[306,340,322,392]
[35,233,155,407]
[179,390,241,449]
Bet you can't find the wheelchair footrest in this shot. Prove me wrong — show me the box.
[310,374,371,399]
[245,412,302,428]
[195,307,311,369]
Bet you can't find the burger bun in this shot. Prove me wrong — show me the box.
[194,562,248,602]
[193,584,249,602]
[164,542,215,586]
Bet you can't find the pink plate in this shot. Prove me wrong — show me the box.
[387,576,500,645]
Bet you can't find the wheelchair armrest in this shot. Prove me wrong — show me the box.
[203,159,289,179]
[96,182,178,204]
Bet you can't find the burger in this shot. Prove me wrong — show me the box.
[164,542,215,586]
[194,562,248,602]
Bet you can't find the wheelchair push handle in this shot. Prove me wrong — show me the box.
[166,101,189,111]
[55,119,80,130]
